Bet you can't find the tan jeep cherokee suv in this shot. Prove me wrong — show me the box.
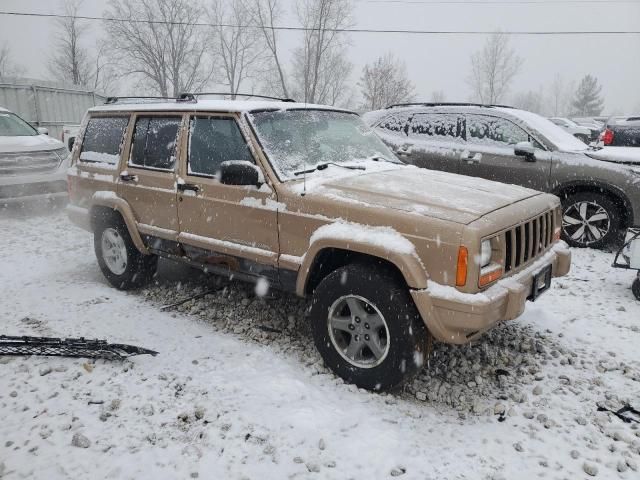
[67,96,571,391]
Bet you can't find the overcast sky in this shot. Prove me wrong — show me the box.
[1,0,639,113]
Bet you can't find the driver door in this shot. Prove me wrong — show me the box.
[176,113,280,282]
[458,114,552,192]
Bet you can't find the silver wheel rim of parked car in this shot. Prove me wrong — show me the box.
[101,228,128,275]
[562,201,611,245]
[327,295,390,369]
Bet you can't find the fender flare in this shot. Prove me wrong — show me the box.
[296,236,429,296]
[89,192,149,255]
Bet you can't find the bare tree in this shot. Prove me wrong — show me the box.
[48,0,93,86]
[91,42,120,94]
[210,0,264,99]
[548,73,566,116]
[292,0,354,104]
[431,90,446,103]
[0,43,25,78]
[468,32,523,104]
[245,0,289,97]
[104,0,213,97]
[358,53,415,110]
[512,89,544,114]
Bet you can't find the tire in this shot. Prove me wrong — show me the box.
[94,214,157,290]
[309,262,431,391]
[561,192,622,249]
[632,277,640,301]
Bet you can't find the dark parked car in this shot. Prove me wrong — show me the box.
[599,116,640,147]
[364,103,640,249]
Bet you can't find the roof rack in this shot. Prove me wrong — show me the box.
[385,102,514,110]
[104,96,195,105]
[178,92,296,103]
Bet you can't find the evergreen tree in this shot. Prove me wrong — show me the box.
[571,75,604,116]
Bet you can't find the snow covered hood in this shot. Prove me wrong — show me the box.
[0,134,64,154]
[313,166,541,225]
[585,146,640,165]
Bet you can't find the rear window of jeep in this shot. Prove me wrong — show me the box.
[79,116,129,165]
[129,116,182,171]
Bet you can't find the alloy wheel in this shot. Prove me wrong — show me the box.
[327,295,390,369]
[101,228,128,275]
[562,200,611,246]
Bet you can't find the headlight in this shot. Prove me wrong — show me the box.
[480,239,492,267]
[53,147,69,160]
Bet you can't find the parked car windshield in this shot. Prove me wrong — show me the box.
[0,112,38,136]
[249,109,399,180]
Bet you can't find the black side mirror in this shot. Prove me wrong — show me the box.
[514,142,536,162]
[219,161,262,186]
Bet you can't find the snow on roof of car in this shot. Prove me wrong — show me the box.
[0,106,9,112]
[89,99,355,115]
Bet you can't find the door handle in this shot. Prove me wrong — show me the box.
[395,145,412,156]
[461,151,482,164]
[119,173,138,182]
[177,183,200,193]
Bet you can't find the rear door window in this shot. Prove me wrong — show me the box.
[408,113,466,142]
[129,116,182,170]
[79,116,129,165]
[188,116,253,177]
[466,114,532,147]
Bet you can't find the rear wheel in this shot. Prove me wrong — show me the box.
[561,192,622,249]
[94,215,157,290]
[309,263,431,391]
[632,276,640,301]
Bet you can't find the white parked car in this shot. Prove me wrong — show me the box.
[0,107,70,205]
[548,117,592,143]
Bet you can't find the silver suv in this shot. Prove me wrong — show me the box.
[365,103,640,249]
[0,106,70,204]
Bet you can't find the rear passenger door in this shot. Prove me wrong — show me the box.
[176,114,280,282]
[117,113,183,251]
[459,114,551,191]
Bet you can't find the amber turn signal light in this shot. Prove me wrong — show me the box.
[479,267,503,287]
[553,227,561,242]
[456,246,468,286]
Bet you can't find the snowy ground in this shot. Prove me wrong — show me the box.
[1,204,639,480]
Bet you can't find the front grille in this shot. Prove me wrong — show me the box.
[0,151,61,176]
[504,210,555,273]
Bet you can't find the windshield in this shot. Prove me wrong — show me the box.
[0,112,38,136]
[249,109,399,180]
[503,109,588,152]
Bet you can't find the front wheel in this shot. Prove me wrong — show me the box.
[561,192,622,249]
[309,263,431,391]
[94,215,157,290]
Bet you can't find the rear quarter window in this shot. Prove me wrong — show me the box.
[79,116,130,166]
[377,114,410,136]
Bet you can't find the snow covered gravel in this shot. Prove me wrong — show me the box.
[1,205,639,479]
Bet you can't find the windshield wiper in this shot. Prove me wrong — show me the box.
[294,162,366,176]
[371,155,403,164]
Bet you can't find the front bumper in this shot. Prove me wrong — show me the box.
[0,170,68,203]
[410,242,571,344]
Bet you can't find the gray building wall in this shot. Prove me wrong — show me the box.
[0,78,105,140]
